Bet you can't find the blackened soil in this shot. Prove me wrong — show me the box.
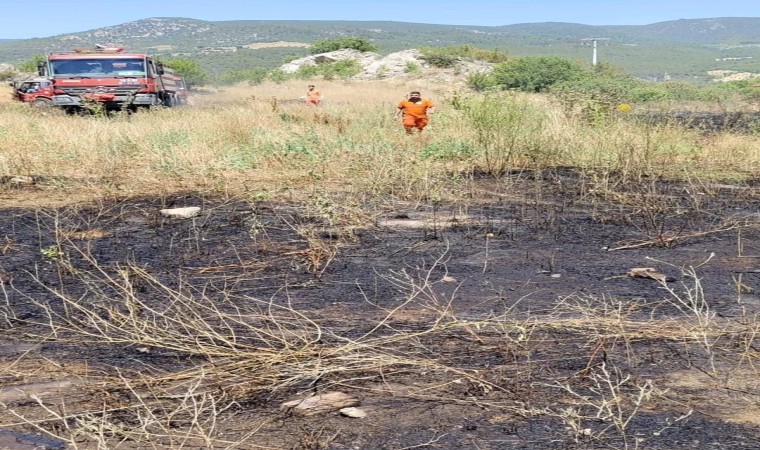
[1,171,759,449]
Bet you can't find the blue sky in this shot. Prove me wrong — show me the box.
[2,0,759,39]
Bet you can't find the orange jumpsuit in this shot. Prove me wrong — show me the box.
[306,89,322,106]
[397,99,435,132]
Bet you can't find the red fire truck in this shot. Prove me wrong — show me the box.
[10,78,55,106]
[37,45,187,112]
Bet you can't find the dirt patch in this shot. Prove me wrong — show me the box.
[1,172,759,449]
[244,41,310,50]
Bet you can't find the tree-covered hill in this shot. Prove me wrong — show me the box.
[0,17,758,81]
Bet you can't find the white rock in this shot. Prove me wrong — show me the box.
[10,176,34,185]
[357,49,426,79]
[339,407,367,418]
[281,391,360,416]
[160,207,201,219]
[278,48,495,81]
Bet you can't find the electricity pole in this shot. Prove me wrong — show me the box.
[581,38,610,66]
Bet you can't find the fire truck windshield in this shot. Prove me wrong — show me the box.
[51,58,146,77]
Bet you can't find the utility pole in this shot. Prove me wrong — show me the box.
[581,38,610,66]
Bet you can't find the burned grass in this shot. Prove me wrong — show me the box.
[0,172,759,449]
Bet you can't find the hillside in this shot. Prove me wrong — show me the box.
[0,17,759,81]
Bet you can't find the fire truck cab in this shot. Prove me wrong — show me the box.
[38,46,187,112]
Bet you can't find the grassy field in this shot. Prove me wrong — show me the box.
[1,79,758,207]
[0,80,759,449]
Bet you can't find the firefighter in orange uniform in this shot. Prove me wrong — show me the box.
[306,84,322,106]
[395,90,435,134]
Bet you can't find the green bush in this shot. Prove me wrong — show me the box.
[466,72,497,92]
[404,61,420,74]
[294,60,361,81]
[18,55,46,73]
[294,65,320,80]
[491,56,588,92]
[419,47,459,68]
[420,45,508,68]
[553,72,638,121]
[321,60,361,80]
[468,47,509,64]
[162,58,210,87]
[268,69,289,84]
[421,141,476,160]
[0,69,15,81]
[461,94,552,175]
[629,86,670,102]
[309,37,377,54]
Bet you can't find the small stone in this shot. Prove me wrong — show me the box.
[550,273,562,278]
[10,176,34,185]
[339,407,367,418]
[281,391,360,416]
[627,267,670,283]
[159,207,201,219]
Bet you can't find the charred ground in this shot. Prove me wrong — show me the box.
[1,169,759,449]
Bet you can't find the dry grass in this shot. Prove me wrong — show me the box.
[0,80,757,209]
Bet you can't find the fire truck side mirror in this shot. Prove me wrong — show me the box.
[156,62,165,75]
[37,61,47,76]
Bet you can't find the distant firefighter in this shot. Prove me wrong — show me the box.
[305,84,322,106]
[395,90,435,134]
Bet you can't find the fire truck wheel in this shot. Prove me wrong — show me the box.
[33,98,53,107]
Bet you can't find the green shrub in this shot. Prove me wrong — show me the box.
[283,54,301,64]
[309,37,377,54]
[294,65,320,80]
[321,60,361,80]
[420,45,508,68]
[419,47,459,68]
[18,55,46,73]
[461,94,552,175]
[294,60,360,81]
[0,69,15,81]
[466,72,497,91]
[629,86,670,102]
[468,47,509,64]
[404,61,420,74]
[553,72,638,121]
[421,141,476,160]
[268,69,289,84]
[658,81,709,101]
[162,58,210,86]
[491,56,588,92]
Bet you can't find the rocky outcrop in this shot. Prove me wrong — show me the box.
[355,49,426,79]
[279,49,494,80]
[280,49,380,74]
